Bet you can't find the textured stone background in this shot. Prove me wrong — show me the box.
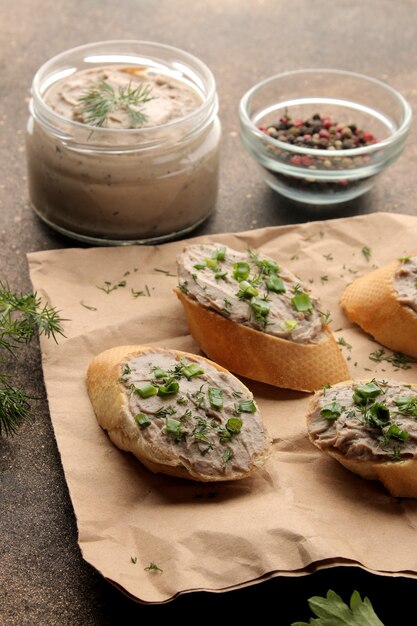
[1,1,417,624]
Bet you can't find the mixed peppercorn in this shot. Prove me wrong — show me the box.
[258,113,379,194]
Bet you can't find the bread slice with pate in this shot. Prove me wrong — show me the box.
[87,345,271,482]
[307,378,417,497]
[175,243,349,392]
[340,255,417,358]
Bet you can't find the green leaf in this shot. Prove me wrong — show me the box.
[233,261,250,281]
[226,417,243,434]
[291,292,313,313]
[320,401,343,421]
[181,363,205,379]
[208,386,223,410]
[291,589,384,626]
[266,274,286,293]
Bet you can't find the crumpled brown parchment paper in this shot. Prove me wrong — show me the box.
[28,212,417,603]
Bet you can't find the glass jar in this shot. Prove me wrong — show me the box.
[26,41,221,245]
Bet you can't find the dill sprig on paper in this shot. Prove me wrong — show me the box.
[0,283,66,436]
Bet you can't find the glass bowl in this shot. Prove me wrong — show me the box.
[239,69,412,205]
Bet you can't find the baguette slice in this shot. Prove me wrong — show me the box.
[87,345,271,482]
[307,379,417,498]
[175,288,349,392]
[340,258,417,357]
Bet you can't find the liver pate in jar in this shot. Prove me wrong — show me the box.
[26,41,221,244]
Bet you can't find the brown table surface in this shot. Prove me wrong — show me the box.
[2,1,417,624]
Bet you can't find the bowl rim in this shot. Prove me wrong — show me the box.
[239,68,412,157]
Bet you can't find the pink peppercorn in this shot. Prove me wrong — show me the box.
[294,119,304,127]
[363,130,375,142]
[319,129,330,139]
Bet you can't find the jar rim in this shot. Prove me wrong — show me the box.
[31,39,218,138]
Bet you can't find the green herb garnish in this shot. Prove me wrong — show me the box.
[215,270,228,280]
[237,280,259,299]
[134,413,151,428]
[181,363,205,379]
[208,387,223,410]
[369,348,413,370]
[144,562,163,573]
[211,246,226,261]
[76,79,153,128]
[133,383,158,398]
[384,423,409,442]
[157,379,179,397]
[283,319,298,331]
[362,246,372,262]
[352,381,382,406]
[226,417,243,434]
[394,395,417,416]
[368,402,390,427]
[320,402,343,421]
[291,589,384,626]
[266,274,285,293]
[237,399,257,413]
[152,367,167,379]
[233,261,250,281]
[165,417,182,436]
[155,405,176,418]
[250,297,270,322]
[222,448,234,467]
[194,262,207,270]
[291,292,313,313]
[0,284,66,436]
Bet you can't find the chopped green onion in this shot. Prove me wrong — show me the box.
[181,363,205,379]
[165,417,182,435]
[135,413,151,428]
[266,274,285,293]
[135,383,158,398]
[211,246,226,261]
[233,261,250,281]
[320,401,343,420]
[250,297,270,321]
[353,381,382,406]
[157,378,179,397]
[152,367,167,379]
[385,423,409,442]
[215,270,228,280]
[237,280,259,299]
[238,399,257,413]
[204,258,219,270]
[291,292,313,313]
[208,387,223,410]
[193,261,206,270]
[283,319,298,331]
[368,402,390,427]
[226,417,243,434]
[260,259,279,274]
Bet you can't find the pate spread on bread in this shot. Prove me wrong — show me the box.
[341,255,417,358]
[87,345,271,482]
[307,378,417,497]
[175,243,349,392]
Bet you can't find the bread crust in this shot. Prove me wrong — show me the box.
[87,345,271,482]
[340,259,417,357]
[307,380,417,498]
[175,288,349,392]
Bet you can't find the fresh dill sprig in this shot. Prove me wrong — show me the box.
[76,79,154,128]
[0,283,66,436]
